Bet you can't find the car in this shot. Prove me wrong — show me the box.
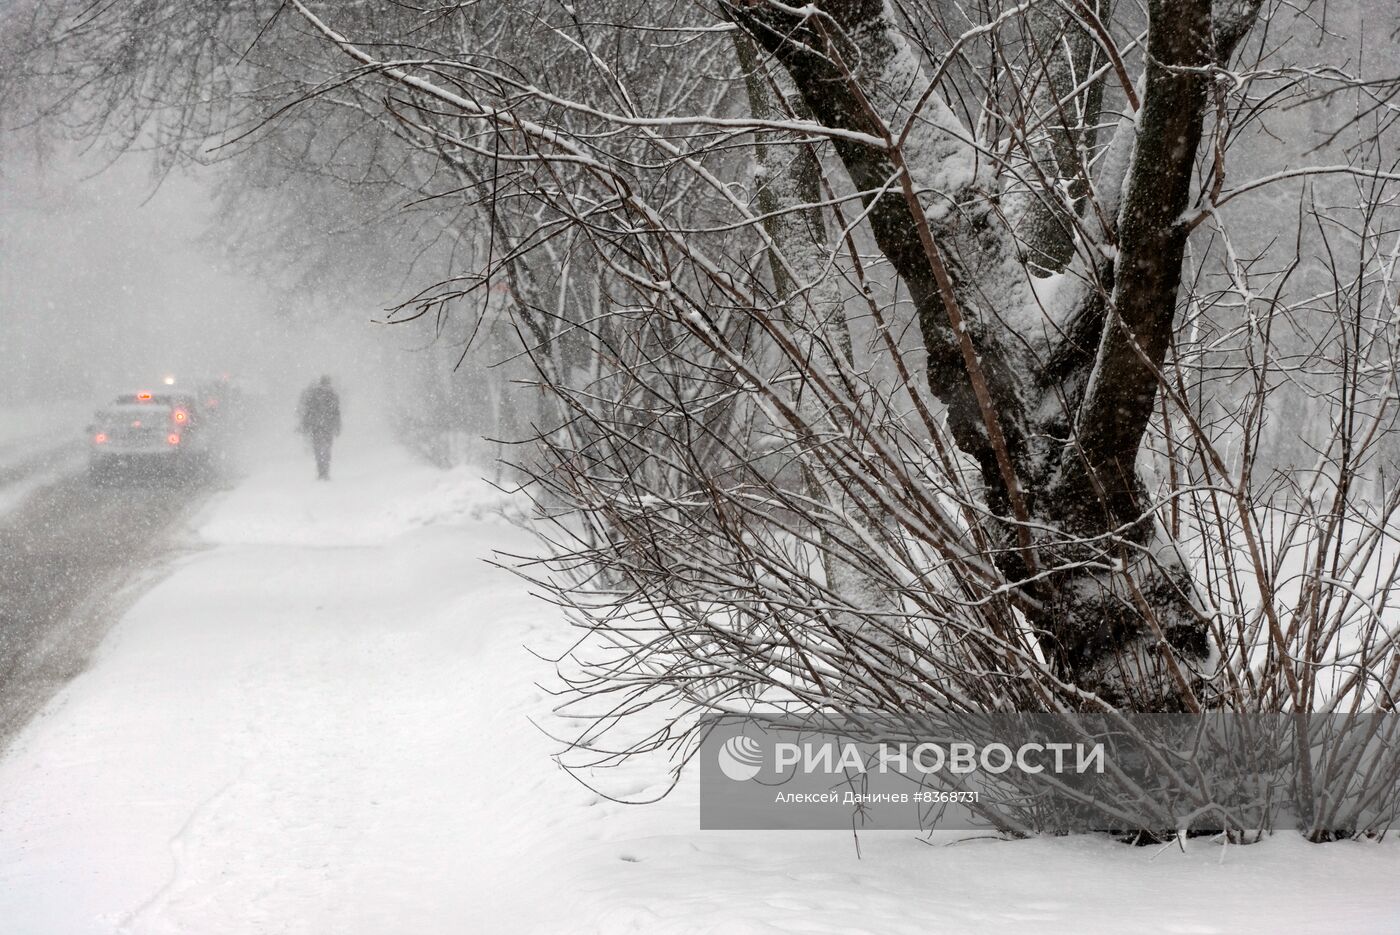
[192,375,245,427]
[88,391,211,482]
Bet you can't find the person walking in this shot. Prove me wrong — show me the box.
[298,375,342,480]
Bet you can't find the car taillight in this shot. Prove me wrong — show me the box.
[94,433,108,444]
[167,433,181,445]
[172,408,189,424]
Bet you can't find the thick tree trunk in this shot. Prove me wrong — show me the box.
[1018,2,1113,276]
[727,0,1262,710]
[724,0,1040,520]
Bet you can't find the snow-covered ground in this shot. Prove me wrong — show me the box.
[1,424,1398,934]
[0,400,90,459]
[0,400,89,514]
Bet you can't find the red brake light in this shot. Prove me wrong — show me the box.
[173,408,188,424]
[94,433,108,444]
[137,392,152,401]
[167,433,181,445]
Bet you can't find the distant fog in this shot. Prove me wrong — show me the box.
[0,144,399,422]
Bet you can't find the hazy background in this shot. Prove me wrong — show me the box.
[0,138,454,441]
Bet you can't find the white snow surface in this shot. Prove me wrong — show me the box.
[1,426,1398,934]
[0,400,89,515]
[0,401,89,455]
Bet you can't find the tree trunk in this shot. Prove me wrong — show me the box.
[1018,1,1113,276]
[726,0,1263,710]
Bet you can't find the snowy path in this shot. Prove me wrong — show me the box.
[0,428,578,933]
[0,427,1398,934]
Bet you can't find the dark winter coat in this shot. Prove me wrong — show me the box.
[299,384,342,439]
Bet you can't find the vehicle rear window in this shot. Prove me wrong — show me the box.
[97,404,173,422]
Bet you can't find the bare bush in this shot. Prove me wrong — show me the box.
[278,0,1400,835]
[13,0,1400,835]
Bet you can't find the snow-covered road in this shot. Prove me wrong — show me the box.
[0,400,214,749]
[1,425,1398,934]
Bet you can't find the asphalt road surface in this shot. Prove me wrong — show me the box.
[0,456,211,750]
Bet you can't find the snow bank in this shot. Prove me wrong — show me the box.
[198,438,516,547]
[0,425,1397,934]
[0,400,90,456]
[0,400,90,515]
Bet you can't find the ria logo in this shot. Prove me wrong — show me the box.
[717,735,764,782]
